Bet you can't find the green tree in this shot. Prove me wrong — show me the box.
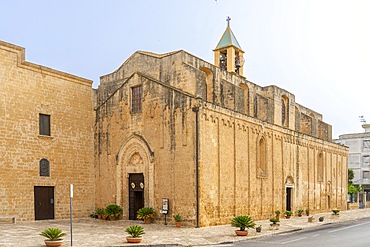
[348,168,363,202]
[348,168,354,183]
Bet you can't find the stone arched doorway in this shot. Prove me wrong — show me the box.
[116,134,154,220]
[285,176,294,212]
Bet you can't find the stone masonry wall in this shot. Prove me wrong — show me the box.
[95,73,198,223]
[0,41,95,221]
[199,104,348,226]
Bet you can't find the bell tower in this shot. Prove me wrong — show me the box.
[214,17,245,76]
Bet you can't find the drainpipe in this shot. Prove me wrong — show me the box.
[192,106,199,228]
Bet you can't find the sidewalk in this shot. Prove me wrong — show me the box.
[1,208,370,247]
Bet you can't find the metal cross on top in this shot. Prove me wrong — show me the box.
[226,16,231,26]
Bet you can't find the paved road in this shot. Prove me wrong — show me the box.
[234,217,370,247]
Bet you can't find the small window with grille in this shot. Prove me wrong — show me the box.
[131,86,142,113]
[364,140,370,149]
[39,114,50,136]
[363,155,370,167]
[39,158,50,177]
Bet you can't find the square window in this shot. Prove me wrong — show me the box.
[363,155,370,166]
[363,171,370,179]
[131,86,142,113]
[364,140,370,149]
[39,114,50,136]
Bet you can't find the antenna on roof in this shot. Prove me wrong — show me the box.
[359,116,366,124]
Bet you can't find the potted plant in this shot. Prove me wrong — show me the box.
[105,204,123,220]
[96,208,105,219]
[297,209,304,217]
[174,213,183,228]
[274,210,281,219]
[101,210,108,220]
[308,216,314,222]
[40,228,66,247]
[332,209,340,215]
[137,207,156,224]
[331,209,340,219]
[231,215,256,236]
[125,225,145,243]
[256,225,262,233]
[285,210,293,219]
[319,216,325,222]
[89,211,98,219]
[269,218,280,230]
[305,209,310,216]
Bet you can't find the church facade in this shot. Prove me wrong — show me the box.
[94,24,348,226]
[1,23,348,226]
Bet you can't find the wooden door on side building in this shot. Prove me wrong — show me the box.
[34,186,55,220]
[129,173,144,220]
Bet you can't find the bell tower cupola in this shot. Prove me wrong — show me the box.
[214,17,245,76]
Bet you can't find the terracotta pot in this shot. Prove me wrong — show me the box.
[97,214,102,219]
[298,214,302,217]
[126,237,142,243]
[285,216,291,219]
[235,230,248,236]
[331,214,340,219]
[269,223,280,230]
[101,215,107,220]
[144,218,151,224]
[175,222,182,228]
[109,216,116,221]
[44,240,64,247]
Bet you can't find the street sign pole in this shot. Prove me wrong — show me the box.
[70,184,73,246]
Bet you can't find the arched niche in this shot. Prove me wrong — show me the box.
[281,95,289,127]
[200,67,214,103]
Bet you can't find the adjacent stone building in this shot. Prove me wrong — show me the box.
[0,22,348,226]
[0,41,95,221]
[95,23,348,226]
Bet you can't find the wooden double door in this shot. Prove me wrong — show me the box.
[129,173,144,220]
[34,186,55,220]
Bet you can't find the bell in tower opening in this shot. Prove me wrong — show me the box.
[235,53,240,73]
[220,51,227,71]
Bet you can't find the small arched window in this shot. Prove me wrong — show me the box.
[317,152,324,182]
[257,137,267,178]
[39,158,50,177]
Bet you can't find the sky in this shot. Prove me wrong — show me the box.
[1,0,369,139]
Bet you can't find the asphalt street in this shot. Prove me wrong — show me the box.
[234,217,370,247]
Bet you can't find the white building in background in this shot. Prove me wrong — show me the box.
[335,124,370,207]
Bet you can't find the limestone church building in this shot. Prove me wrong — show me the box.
[0,22,348,226]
